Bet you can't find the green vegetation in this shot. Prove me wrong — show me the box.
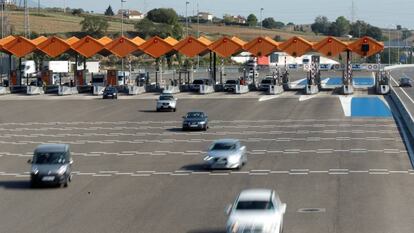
[134,8,183,39]
[246,14,258,27]
[80,15,109,38]
[104,5,115,17]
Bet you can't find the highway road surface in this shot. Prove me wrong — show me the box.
[0,92,413,233]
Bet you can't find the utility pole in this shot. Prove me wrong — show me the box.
[38,0,40,15]
[63,0,66,13]
[121,0,126,81]
[196,1,199,69]
[1,0,4,38]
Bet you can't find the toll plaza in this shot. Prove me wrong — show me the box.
[0,35,385,97]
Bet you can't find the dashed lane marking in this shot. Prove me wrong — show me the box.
[2,169,408,177]
[0,149,408,158]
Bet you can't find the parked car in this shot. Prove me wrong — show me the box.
[259,77,275,91]
[226,189,287,233]
[203,139,246,169]
[182,111,208,131]
[399,77,412,87]
[190,78,212,91]
[224,79,239,92]
[28,144,73,188]
[103,86,118,99]
[156,94,177,112]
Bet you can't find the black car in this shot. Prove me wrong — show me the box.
[182,112,208,131]
[399,77,412,87]
[224,79,238,92]
[103,86,118,99]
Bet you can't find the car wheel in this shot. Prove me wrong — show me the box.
[173,108,176,112]
[156,108,160,112]
[30,180,37,188]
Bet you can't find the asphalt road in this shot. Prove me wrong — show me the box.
[0,96,413,233]
[389,68,414,116]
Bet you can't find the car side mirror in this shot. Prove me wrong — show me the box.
[240,146,246,151]
[225,204,233,215]
[69,159,74,165]
[27,159,32,164]
[280,203,287,214]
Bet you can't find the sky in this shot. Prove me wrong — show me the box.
[39,0,414,29]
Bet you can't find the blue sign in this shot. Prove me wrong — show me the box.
[288,64,297,69]
[352,64,362,70]
[319,64,330,70]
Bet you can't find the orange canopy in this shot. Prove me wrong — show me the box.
[139,36,175,58]
[174,36,211,58]
[279,36,313,57]
[348,36,384,57]
[105,36,140,58]
[208,36,245,58]
[313,36,348,57]
[2,36,37,58]
[244,37,279,57]
[71,36,104,58]
[37,36,71,58]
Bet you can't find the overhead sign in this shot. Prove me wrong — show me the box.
[288,64,298,69]
[319,64,331,70]
[352,64,362,70]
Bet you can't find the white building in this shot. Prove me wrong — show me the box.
[198,12,213,21]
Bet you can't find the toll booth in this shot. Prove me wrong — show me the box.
[9,70,19,86]
[75,70,86,86]
[106,70,117,86]
[92,73,106,95]
[268,68,284,95]
[305,56,320,95]
[376,71,390,95]
[342,51,353,95]
[41,70,53,86]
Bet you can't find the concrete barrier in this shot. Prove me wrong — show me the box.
[305,85,319,95]
[235,85,249,94]
[128,85,146,95]
[27,86,44,95]
[0,86,10,95]
[58,86,79,96]
[93,85,105,95]
[376,85,390,95]
[268,85,284,95]
[390,86,414,143]
[342,85,353,95]
[199,85,215,94]
[163,85,180,94]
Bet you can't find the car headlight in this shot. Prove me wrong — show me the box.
[199,121,206,124]
[31,168,39,175]
[263,222,275,233]
[57,166,66,175]
[203,156,213,161]
[230,222,239,233]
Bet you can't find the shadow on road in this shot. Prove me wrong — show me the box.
[181,164,210,171]
[0,180,31,190]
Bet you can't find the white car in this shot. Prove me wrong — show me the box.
[156,94,177,112]
[226,189,287,233]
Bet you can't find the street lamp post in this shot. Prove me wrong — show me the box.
[121,0,127,83]
[185,1,190,36]
[260,8,264,32]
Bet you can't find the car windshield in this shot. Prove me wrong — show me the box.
[226,80,237,84]
[160,96,174,101]
[105,87,116,92]
[33,152,67,164]
[211,142,236,150]
[261,79,272,84]
[193,80,204,85]
[236,201,274,210]
[187,112,204,118]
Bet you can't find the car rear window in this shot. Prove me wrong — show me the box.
[193,80,204,85]
[226,80,237,84]
[160,96,174,101]
[236,201,274,210]
[211,142,236,150]
[261,79,272,84]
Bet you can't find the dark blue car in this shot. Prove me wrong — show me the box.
[182,112,208,131]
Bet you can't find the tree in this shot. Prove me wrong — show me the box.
[146,8,179,25]
[223,14,234,25]
[329,16,350,37]
[134,18,183,39]
[246,14,258,27]
[350,20,383,41]
[80,15,109,37]
[71,8,84,16]
[273,35,282,41]
[262,17,277,29]
[287,22,295,26]
[274,21,285,29]
[396,25,402,30]
[311,16,330,35]
[104,5,114,16]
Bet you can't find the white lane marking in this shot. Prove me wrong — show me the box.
[339,96,353,117]
[92,174,112,177]
[299,95,317,102]
[258,95,282,102]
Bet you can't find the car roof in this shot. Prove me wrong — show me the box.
[213,139,239,144]
[34,144,69,153]
[238,189,274,201]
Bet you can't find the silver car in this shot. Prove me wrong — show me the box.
[204,139,247,169]
[226,189,287,233]
[156,94,177,112]
[28,144,73,188]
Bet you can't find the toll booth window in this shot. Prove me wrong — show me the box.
[270,53,279,63]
